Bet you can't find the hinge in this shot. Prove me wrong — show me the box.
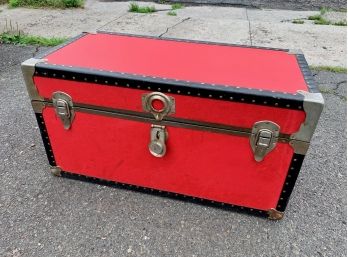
[148,125,168,157]
[250,121,280,162]
[52,91,75,130]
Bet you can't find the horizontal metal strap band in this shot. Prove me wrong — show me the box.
[33,100,292,141]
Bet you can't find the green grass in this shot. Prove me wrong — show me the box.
[128,2,156,13]
[167,10,176,16]
[308,7,347,26]
[171,3,183,10]
[333,20,347,26]
[308,14,322,20]
[0,33,67,46]
[313,16,331,25]
[319,7,331,15]
[310,65,347,73]
[292,19,304,24]
[9,0,83,8]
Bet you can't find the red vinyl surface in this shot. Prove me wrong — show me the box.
[35,77,305,135]
[43,107,294,210]
[44,33,308,94]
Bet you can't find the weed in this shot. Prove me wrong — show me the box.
[0,33,67,46]
[308,14,322,20]
[292,19,304,24]
[319,7,331,15]
[129,2,156,13]
[8,0,83,8]
[167,10,176,16]
[310,65,347,73]
[313,17,331,25]
[333,20,347,26]
[171,3,183,10]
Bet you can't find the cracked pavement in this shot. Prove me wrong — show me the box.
[0,44,346,257]
[0,0,346,67]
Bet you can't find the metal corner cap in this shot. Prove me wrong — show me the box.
[21,58,45,101]
[267,208,284,220]
[288,49,304,55]
[291,90,324,142]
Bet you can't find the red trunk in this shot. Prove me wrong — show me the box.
[22,32,324,220]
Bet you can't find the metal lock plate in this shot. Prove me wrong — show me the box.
[149,125,168,157]
[142,92,175,121]
[52,91,75,130]
[250,121,280,162]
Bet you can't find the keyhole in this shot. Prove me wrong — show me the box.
[156,131,161,139]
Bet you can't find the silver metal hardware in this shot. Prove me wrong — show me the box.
[250,121,280,162]
[21,58,46,102]
[149,125,168,157]
[288,49,303,55]
[142,92,175,121]
[50,166,62,176]
[52,92,75,130]
[31,101,45,113]
[289,140,310,155]
[291,91,324,143]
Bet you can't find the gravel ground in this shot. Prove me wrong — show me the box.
[0,44,346,257]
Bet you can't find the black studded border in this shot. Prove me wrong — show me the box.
[60,171,269,219]
[276,154,305,212]
[34,63,305,111]
[295,54,319,93]
[35,113,56,166]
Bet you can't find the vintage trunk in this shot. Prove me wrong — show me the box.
[22,32,324,220]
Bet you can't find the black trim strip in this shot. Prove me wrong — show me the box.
[61,171,269,218]
[35,113,56,166]
[34,64,305,110]
[295,54,320,93]
[276,154,305,212]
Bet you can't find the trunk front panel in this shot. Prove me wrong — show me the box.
[42,107,294,211]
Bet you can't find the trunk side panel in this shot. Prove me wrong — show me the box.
[43,107,294,210]
[34,77,305,135]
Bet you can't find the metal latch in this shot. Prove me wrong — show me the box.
[149,125,168,157]
[250,121,280,162]
[52,91,75,130]
[142,92,175,121]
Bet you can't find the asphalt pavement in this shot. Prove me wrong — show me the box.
[0,44,346,257]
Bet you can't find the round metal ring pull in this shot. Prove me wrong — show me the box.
[142,92,175,121]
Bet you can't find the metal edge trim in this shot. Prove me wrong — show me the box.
[275,153,305,212]
[97,30,289,52]
[21,58,45,101]
[290,90,324,143]
[60,170,270,219]
[39,100,291,141]
[34,64,305,111]
[34,33,88,59]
